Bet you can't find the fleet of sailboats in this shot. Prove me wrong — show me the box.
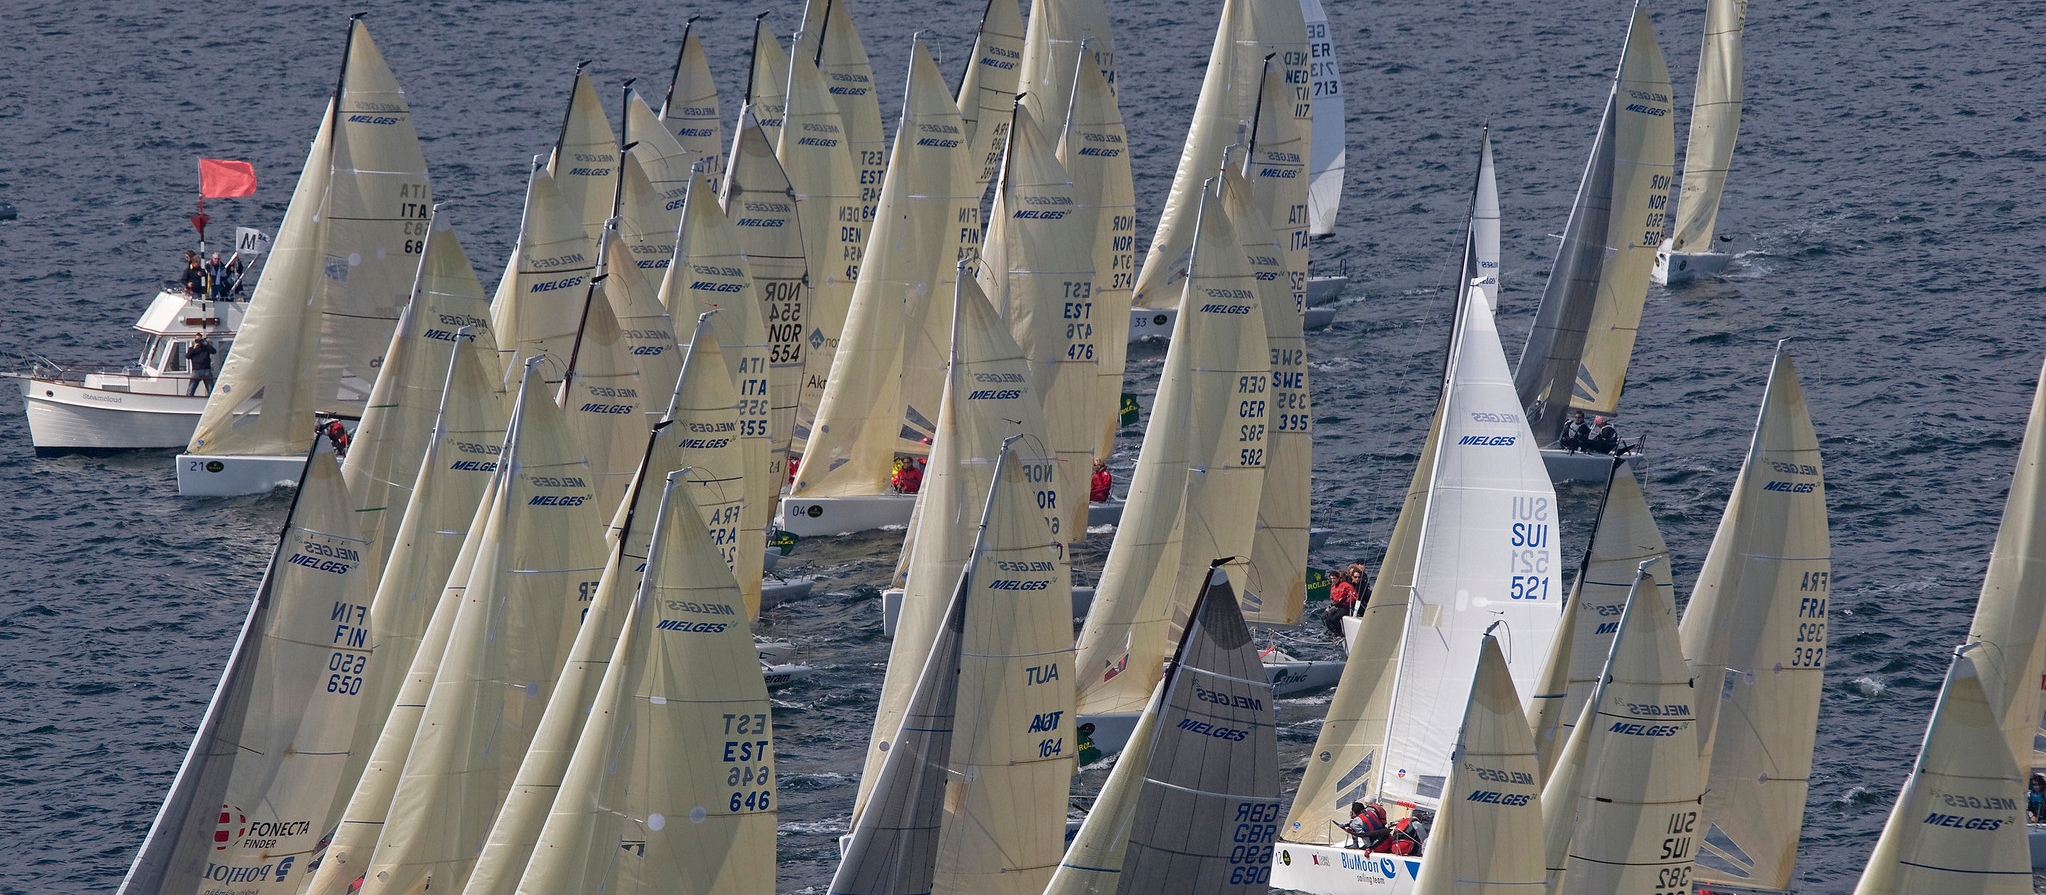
[108,3,2027,894]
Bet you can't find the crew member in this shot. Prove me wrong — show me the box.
[181,252,209,296]
[185,333,218,396]
[1589,416,1620,455]
[1561,410,1591,452]
[1323,564,1364,639]
[321,420,351,458]
[1342,802,1389,850]
[890,456,924,494]
[1090,461,1113,503]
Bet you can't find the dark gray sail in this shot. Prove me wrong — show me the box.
[1514,92,1618,445]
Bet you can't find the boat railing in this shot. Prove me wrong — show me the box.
[21,354,95,382]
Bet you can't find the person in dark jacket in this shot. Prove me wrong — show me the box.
[181,253,209,297]
[185,333,217,396]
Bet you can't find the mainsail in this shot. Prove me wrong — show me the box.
[1054,51,1137,466]
[657,20,726,192]
[489,164,596,388]
[1472,131,1501,310]
[1677,345,1830,891]
[190,18,431,458]
[1300,0,1343,239]
[557,280,652,515]
[1411,634,1547,895]
[1668,0,1747,254]
[1512,5,1674,442]
[1016,0,1117,140]
[547,66,620,243]
[956,0,1026,195]
[793,0,886,230]
[780,47,865,454]
[719,113,807,489]
[117,453,374,895]
[743,17,792,144]
[1963,354,2046,789]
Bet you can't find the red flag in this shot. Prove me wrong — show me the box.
[198,158,257,198]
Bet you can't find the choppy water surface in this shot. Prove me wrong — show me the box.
[2,0,2042,891]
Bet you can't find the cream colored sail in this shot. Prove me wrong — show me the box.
[116,454,375,895]
[1552,566,1701,895]
[1411,634,1547,895]
[354,362,608,895]
[341,214,495,569]
[464,320,746,895]
[547,66,621,243]
[558,281,651,517]
[300,479,495,895]
[191,20,430,458]
[957,0,1026,194]
[329,326,509,842]
[597,227,684,413]
[720,113,807,489]
[779,47,864,456]
[1473,131,1501,310]
[743,19,791,144]
[1513,6,1673,440]
[1246,57,1310,317]
[1073,180,1266,718]
[1961,354,2046,786]
[1042,683,1164,895]
[1017,0,1117,140]
[658,21,726,190]
[1527,461,1672,779]
[791,43,974,499]
[1236,108,1312,627]
[980,102,1096,538]
[1669,0,1747,253]
[666,172,774,618]
[514,472,777,895]
[1536,700,1594,891]
[1851,645,2030,895]
[1055,53,1137,465]
[1301,0,1343,238]
[615,139,686,289]
[490,164,596,388]
[793,0,885,230]
[1129,0,1305,311]
[854,271,1050,817]
[1677,345,1829,891]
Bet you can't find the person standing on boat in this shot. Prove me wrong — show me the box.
[2028,775,2045,823]
[1090,461,1113,502]
[180,251,209,297]
[204,253,228,299]
[185,333,217,396]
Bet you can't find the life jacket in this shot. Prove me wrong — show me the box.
[1090,466,1112,502]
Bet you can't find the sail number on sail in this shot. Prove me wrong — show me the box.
[721,712,773,812]
[1509,496,1553,599]
[1229,801,1284,886]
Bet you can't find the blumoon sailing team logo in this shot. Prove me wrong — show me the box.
[214,805,245,850]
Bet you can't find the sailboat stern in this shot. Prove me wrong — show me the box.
[1652,239,1733,285]
[176,452,308,496]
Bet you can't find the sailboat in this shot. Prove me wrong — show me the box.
[1653,0,1748,285]
[781,41,976,538]
[1046,565,1280,894]
[719,106,807,496]
[116,450,373,895]
[1297,0,1351,312]
[781,43,867,458]
[656,19,726,193]
[1051,43,1137,486]
[1676,343,1830,892]
[178,17,432,496]
[512,470,779,895]
[1511,4,1674,483]
[1850,643,2031,894]
[956,0,1026,197]
[1124,0,1307,344]
[1272,265,1561,889]
[831,440,1072,895]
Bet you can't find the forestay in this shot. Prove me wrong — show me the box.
[513,472,777,895]
[117,454,374,895]
[1512,6,1673,443]
[1677,345,1829,892]
[1410,634,1546,895]
[1669,0,1747,254]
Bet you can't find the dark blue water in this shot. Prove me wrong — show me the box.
[4,0,2042,891]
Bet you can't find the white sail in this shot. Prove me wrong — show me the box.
[513,471,777,895]
[557,280,652,516]
[354,363,608,895]
[792,42,974,499]
[614,141,686,292]
[597,226,685,416]
[980,101,1096,538]
[490,164,597,388]
[1300,0,1343,238]
[1411,634,1547,895]
[793,0,886,232]
[1677,345,1829,891]
[1238,72,1313,627]
[299,478,497,895]
[1669,0,1747,253]
[464,319,746,895]
[743,19,791,145]
[190,20,431,457]
[719,113,807,489]
[854,271,1050,818]
[547,67,621,243]
[117,453,375,895]
[340,215,495,570]
[666,172,774,618]
[779,47,865,456]
[1472,132,1501,310]
[956,0,1026,194]
[1962,354,2046,783]
[1054,52,1137,466]
[1129,0,1305,312]
[1073,179,1267,719]
[1115,570,1283,894]
[1513,6,1674,441]
[656,22,726,192]
[1550,566,1702,894]
[1017,0,1117,140]
[1850,645,2030,895]
[1379,285,1562,808]
[1526,460,1673,779]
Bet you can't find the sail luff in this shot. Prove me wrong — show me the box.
[956,0,1027,195]
[547,69,622,243]
[657,23,727,194]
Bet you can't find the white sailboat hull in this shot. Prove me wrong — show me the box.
[1129,291,1337,344]
[759,576,818,609]
[776,492,918,537]
[1270,841,1423,893]
[1304,305,1338,330]
[1652,239,1734,285]
[11,374,207,451]
[1307,275,1347,303]
[175,452,305,496]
